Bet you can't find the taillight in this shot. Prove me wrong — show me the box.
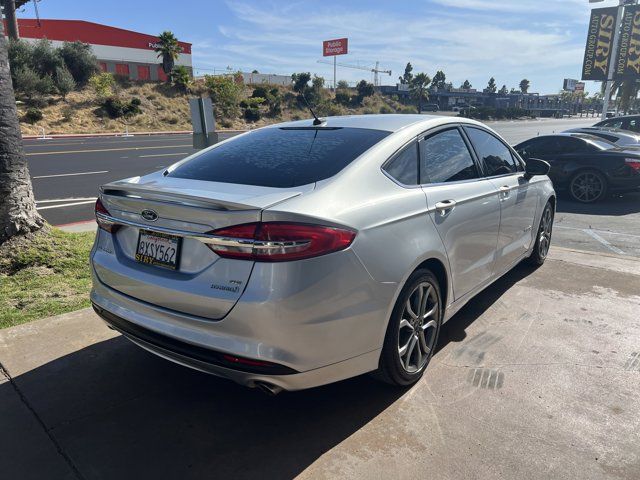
[95,198,119,233]
[206,222,356,262]
[625,158,640,173]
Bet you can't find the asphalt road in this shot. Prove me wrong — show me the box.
[24,116,640,257]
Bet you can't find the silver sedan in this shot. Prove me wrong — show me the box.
[90,115,555,394]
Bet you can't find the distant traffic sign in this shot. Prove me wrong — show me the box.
[323,38,348,56]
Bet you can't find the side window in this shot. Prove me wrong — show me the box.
[628,119,640,133]
[517,138,552,158]
[420,129,478,184]
[604,119,624,129]
[383,142,419,185]
[466,127,517,177]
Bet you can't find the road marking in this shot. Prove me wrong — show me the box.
[25,144,192,156]
[582,228,626,255]
[33,170,108,179]
[555,225,640,239]
[139,152,189,158]
[37,197,97,204]
[36,199,97,210]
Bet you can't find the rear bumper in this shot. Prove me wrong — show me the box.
[90,247,395,390]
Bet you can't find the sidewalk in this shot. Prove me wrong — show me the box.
[1,246,639,480]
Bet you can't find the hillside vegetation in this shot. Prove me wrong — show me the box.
[18,74,417,135]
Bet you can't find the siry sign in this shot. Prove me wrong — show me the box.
[323,38,348,57]
[582,7,619,81]
[614,4,640,79]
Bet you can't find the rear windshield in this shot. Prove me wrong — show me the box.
[167,127,390,188]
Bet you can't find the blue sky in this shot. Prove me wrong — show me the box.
[19,0,623,94]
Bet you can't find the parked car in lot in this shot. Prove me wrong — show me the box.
[594,114,640,133]
[515,133,640,203]
[91,115,555,393]
[563,127,640,147]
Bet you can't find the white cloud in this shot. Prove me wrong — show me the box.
[189,0,592,93]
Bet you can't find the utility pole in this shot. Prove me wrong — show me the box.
[1,0,20,40]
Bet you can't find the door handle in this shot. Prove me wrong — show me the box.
[435,199,456,216]
[499,185,511,199]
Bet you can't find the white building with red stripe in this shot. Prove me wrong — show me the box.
[7,19,192,81]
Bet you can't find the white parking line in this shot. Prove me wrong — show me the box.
[33,170,108,179]
[37,197,97,204]
[582,229,626,255]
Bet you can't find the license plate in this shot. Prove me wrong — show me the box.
[135,230,181,270]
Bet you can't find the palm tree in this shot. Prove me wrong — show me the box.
[0,19,43,242]
[411,73,431,113]
[519,79,530,94]
[154,31,181,80]
[601,79,640,113]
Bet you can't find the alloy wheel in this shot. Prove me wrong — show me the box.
[398,282,439,373]
[538,206,553,259]
[570,172,604,203]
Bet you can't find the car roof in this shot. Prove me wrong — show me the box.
[265,114,480,133]
[566,127,633,137]
[598,115,640,121]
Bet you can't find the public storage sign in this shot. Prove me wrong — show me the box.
[323,38,348,56]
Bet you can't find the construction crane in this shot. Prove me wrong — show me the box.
[317,59,392,87]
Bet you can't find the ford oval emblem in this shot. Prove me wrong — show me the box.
[141,209,158,222]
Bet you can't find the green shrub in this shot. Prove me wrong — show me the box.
[336,80,350,89]
[55,66,76,100]
[8,39,33,85]
[379,104,394,114]
[25,107,43,124]
[244,107,261,122]
[334,89,352,106]
[130,97,142,106]
[204,74,242,118]
[89,73,116,98]
[31,39,62,77]
[13,67,55,98]
[400,106,418,114]
[356,80,375,102]
[101,96,142,119]
[170,65,191,93]
[58,41,98,85]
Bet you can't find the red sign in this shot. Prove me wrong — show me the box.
[323,38,348,57]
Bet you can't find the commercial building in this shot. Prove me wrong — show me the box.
[3,18,192,81]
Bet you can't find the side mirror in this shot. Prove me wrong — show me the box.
[524,158,550,178]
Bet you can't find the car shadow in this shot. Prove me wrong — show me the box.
[556,191,640,216]
[2,262,539,479]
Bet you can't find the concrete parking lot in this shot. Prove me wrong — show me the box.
[1,245,639,480]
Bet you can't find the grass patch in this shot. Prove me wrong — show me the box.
[0,227,95,329]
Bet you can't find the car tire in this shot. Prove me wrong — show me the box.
[527,201,554,267]
[376,269,443,387]
[569,170,607,203]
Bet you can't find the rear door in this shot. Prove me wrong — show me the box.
[464,127,539,274]
[420,127,501,300]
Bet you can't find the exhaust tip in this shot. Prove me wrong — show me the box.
[254,381,283,396]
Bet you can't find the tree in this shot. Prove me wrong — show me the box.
[30,39,62,77]
[0,19,44,242]
[461,79,472,90]
[170,65,190,93]
[356,79,375,102]
[154,31,181,79]
[336,80,350,89]
[519,79,530,93]
[499,84,509,95]
[602,79,640,113]
[59,41,99,85]
[55,66,76,100]
[89,72,115,98]
[312,75,325,91]
[432,70,446,90]
[291,72,311,93]
[411,72,431,113]
[204,74,242,118]
[399,62,413,85]
[486,77,497,94]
